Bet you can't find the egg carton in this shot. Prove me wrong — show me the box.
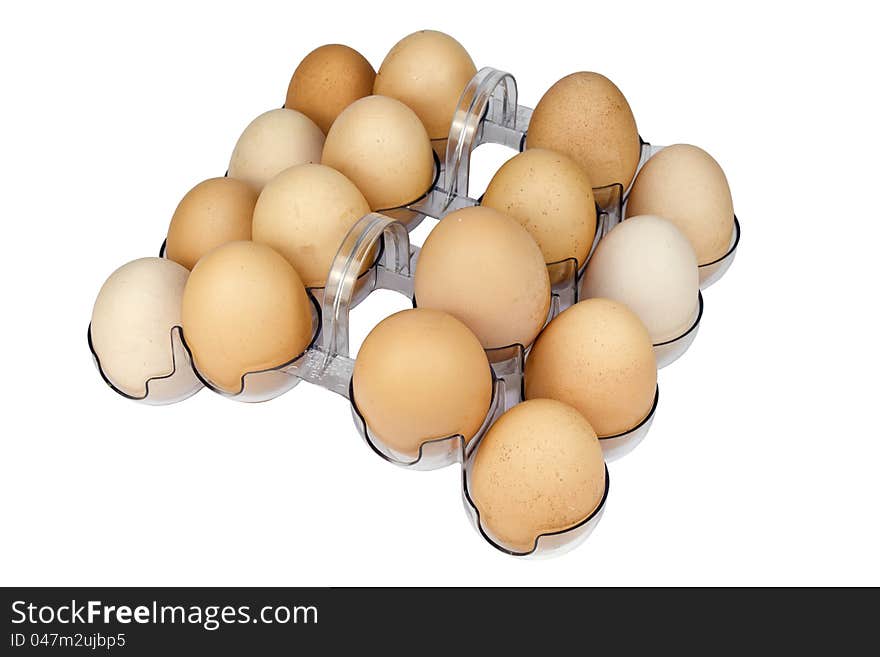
[89,65,740,557]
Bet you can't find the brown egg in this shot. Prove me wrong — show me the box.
[626,144,735,264]
[525,298,657,437]
[352,309,493,459]
[252,164,370,287]
[470,398,606,554]
[414,206,550,349]
[321,95,434,210]
[181,241,314,393]
[165,177,256,270]
[285,44,376,135]
[374,30,476,140]
[527,72,640,204]
[228,109,324,192]
[481,148,597,269]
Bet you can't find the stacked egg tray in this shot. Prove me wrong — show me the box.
[89,65,740,558]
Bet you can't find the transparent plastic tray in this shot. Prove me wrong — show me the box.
[90,65,740,556]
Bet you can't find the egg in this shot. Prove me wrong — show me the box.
[373,30,477,141]
[524,298,657,437]
[527,72,640,204]
[481,148,597,270]
[626,144,735,264]
[285,44,376,135]
[165,177,256,270]
[321,95,434,210]
[352,309,493,459]
[228,108,324,191]
[414,206,551,349]
[90,257,200,400]
[181,241,314,394]
[581,215,699,344]
[251,164,370,287]
[469,398,606,554]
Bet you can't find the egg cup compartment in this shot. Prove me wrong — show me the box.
[88,324,203,405]
[461,453,610,558]
[698,216,740,289]
[653,291,704,369]
[178,292,323,403]
[598,386,659,462]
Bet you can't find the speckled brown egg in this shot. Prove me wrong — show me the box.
[165,177,256,270]
[373,30,476,140]
[414,206,551,349]
[252,164,370,287]
[626,144,735,264]
[527,72,640,205]
[524,298,657,437]
[481,148,597,269]
[321,95,434,210]
[285,44,376,135]
[470,398,606,554]
[181,241,314,394]
[352,308,493,459]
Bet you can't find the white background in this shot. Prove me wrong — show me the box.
[1,1,878,586]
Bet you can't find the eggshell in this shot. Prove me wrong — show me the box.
[373,30,476,140]
[352,309,493,458]
[252,164,370,287]
[527,72,640,203]
[285,44,376,135]
[321,95,434,210]
[165,177,256,270]
[626,144,735,264]
[181,241,314,393]
[581,215,699,343]
[470,398,605,553]
[414,206,551,349]
[524,298,657,437]
[90,257,200,399]
[228,108,324,192]
[481,148,597,268]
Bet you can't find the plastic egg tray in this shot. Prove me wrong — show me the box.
[89,65,740,557]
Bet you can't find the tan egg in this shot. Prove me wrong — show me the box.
[374,30,477,140]
[470,398,606,554]
[252,164,370,287]
[321,95,434,210]
[525,298,657,437]
[228,108,324,191]
[165,177,256,270]
[626,144,735,264]
[181,241,314,393]
[90,257,200,400]
[527,72,640,205]
[414,206,550,349]
[481,148,597,269]
[285,44,376,135]
[352,308,493,459]
[581,215,699,343]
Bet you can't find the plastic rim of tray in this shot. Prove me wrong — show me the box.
[653,290,704,369]
[348,376,510,471]
[598,385,660,462]
[699,216,740,289]
[461,460,610,558]
[176,292,323,403]
[88,323,203,405]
